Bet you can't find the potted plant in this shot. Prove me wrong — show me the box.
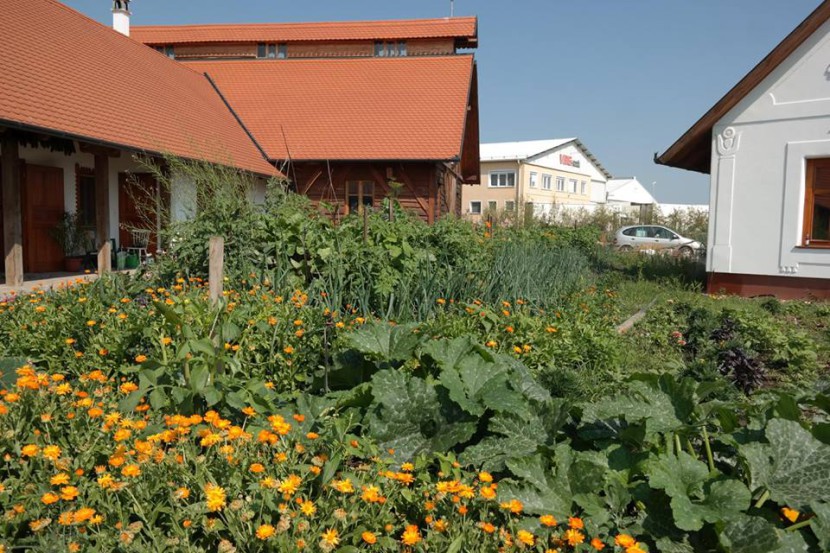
[51,212,90,272]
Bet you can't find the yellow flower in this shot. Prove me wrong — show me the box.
[478,471,493,483]
[256,524,275,540]
[300,501,316,517]
[268,415,291,435]
[568,516,584,529]
[161,337,173,346]
[42,445,61,461]
[121,464,141,478]
[278,475,302,498]
[615,534,637,548]
[134,355,147,363]
[204,483,226,512]
[362,531,377,544]
[330,479,355,494]
[41,492,60,505]
[174,487,190,500]
[21,444,40,457]
[517,530,535,546]
[321,528,339,547]
[401,525,421,546]
[50,473,70,486]
[59,486,79,501]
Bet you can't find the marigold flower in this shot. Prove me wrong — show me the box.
[134,355,147,363]
[21,444,40,457]
[540,514,557,527]
[330,479,355,494]
[204,483,226,512]
[268,415,291,435]
[174,487,190,500]
[568,516,584,529]
[321,528,339,547]
[565,529,585,546]
[517,530,535,546]
[615,534,636,548]
[781,507,800,523]
[479,471,493,483]
[73,507,96,524]
[361,531,377,544]
[591,537,606,550]
[51,473,70,486]
[479,521,496,534]
[60,486,79,501]
[256,524,276,540]
[119,382,138,395]
[121,464,141,478]
[300,501,316,517]
[249,463,265,473]
[401,525,421,546]
[41,492,60,505]
[42,445,61,461]
[306,432,319,440]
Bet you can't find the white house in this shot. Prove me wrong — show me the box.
[603,178,656,210]
[465,138,611,220]
[657,1,830,299]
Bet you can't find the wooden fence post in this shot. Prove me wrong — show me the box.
[209,236,224,306]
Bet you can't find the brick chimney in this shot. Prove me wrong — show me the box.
[112,0,131,36]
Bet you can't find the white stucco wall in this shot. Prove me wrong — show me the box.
[709,17,830,280]
[170,172,197,223]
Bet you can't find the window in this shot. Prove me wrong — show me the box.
[488,201,497,211]
[155,45,175,59]
[542,174,552,190]
[258,43,287,59]
[529,172,538,188]
[375,41,407,57]
[489,171,516,188]
[347,181,374,214]
[804,158,830,246]
[569,179,578,193]
[505,200,515,212]
[75,171,95,228]
[555,176,565,191]
[469,201,482,215]
[580,181,587,195]
[652,227,675,239]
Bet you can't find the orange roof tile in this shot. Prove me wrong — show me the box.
[132,17,478,47]
[185,56,476,162]
[0,0,277,176]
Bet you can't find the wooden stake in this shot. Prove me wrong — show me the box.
[209,236,224,305]
[94,154,111,274]
[1,134,23,286]
[363,208,368,244]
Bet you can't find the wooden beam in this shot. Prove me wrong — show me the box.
[94,154,111,274]
[209,236,224,306]
[300,168,324,195]
[428,166,436,224]
[79,142,121,158]
[393,164,430,216]
[1,134,23,286]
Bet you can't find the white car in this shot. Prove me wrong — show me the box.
[613,225,703,256]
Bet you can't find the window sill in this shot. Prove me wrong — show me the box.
[796,244,830,249]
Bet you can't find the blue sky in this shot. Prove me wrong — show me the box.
[65,0,823,203]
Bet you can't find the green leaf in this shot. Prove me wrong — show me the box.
[739,418,830,509]
[346,323,421,364]
[190,365,210,394]
[119,390,143,413]
[718,514,782,553]
[149,388,168,410]
[581,379,685,436]
[202,386,222,406]
[506,456,549,491]
[810,501,830,551]
[367,370,475,461]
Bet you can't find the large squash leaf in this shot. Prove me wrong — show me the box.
[366,369,475,461]
[739,418,830,509]
[346,323,421,364]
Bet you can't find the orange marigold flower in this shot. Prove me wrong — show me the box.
[540,514,557,527]
[21,444,40,457]
[42,445,61,461]
[401,525,421,546]
[121,465,141,478]
[256,524,276,540]
[50,473,70,486]
[479,521,496,534]
[591,537,606,550]
[306,432,319,440]
[479,471,493,483]
[119,382,138,394]
[134,355,147,363]
[204,483,226,512]
[615,534,637,548]
[565,529,585,546]
[250,463,265,473]
[174,487,190,500]
[41,492,60,505]
[362,531,377,544]
[568,516,584,529]
[60,486,79,501]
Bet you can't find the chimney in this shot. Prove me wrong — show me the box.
[112,0,131,36]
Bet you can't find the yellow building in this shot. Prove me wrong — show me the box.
[463,138,612,220]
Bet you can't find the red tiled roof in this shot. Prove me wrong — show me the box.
[132,17,478,46]
[185,56,476,162]
[0,0,277,176]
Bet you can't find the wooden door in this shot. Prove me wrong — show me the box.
[22,164,65,273]
[119,173,164,252]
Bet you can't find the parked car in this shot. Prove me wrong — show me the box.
[613,225,703,256]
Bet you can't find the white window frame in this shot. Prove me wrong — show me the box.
[487,200,497,212]
[529,171,538,189]
[489,171,516,188]
[505,200,515,212]
[542,174,552,190]
[469,201,482,215]
[580,181,587,195]
[555,176,565,192]
[569,179,578,193]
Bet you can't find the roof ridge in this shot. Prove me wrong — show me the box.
[133,16,477,31]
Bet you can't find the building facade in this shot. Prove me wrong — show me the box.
[463,139,611,220]
[657,1,830,298]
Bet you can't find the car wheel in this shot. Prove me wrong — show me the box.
[678,246,693,258]
[619,245,633,252]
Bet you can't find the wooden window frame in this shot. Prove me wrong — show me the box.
[75,165,96,230]
[803,158,830,248]
[346,180,375,215]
